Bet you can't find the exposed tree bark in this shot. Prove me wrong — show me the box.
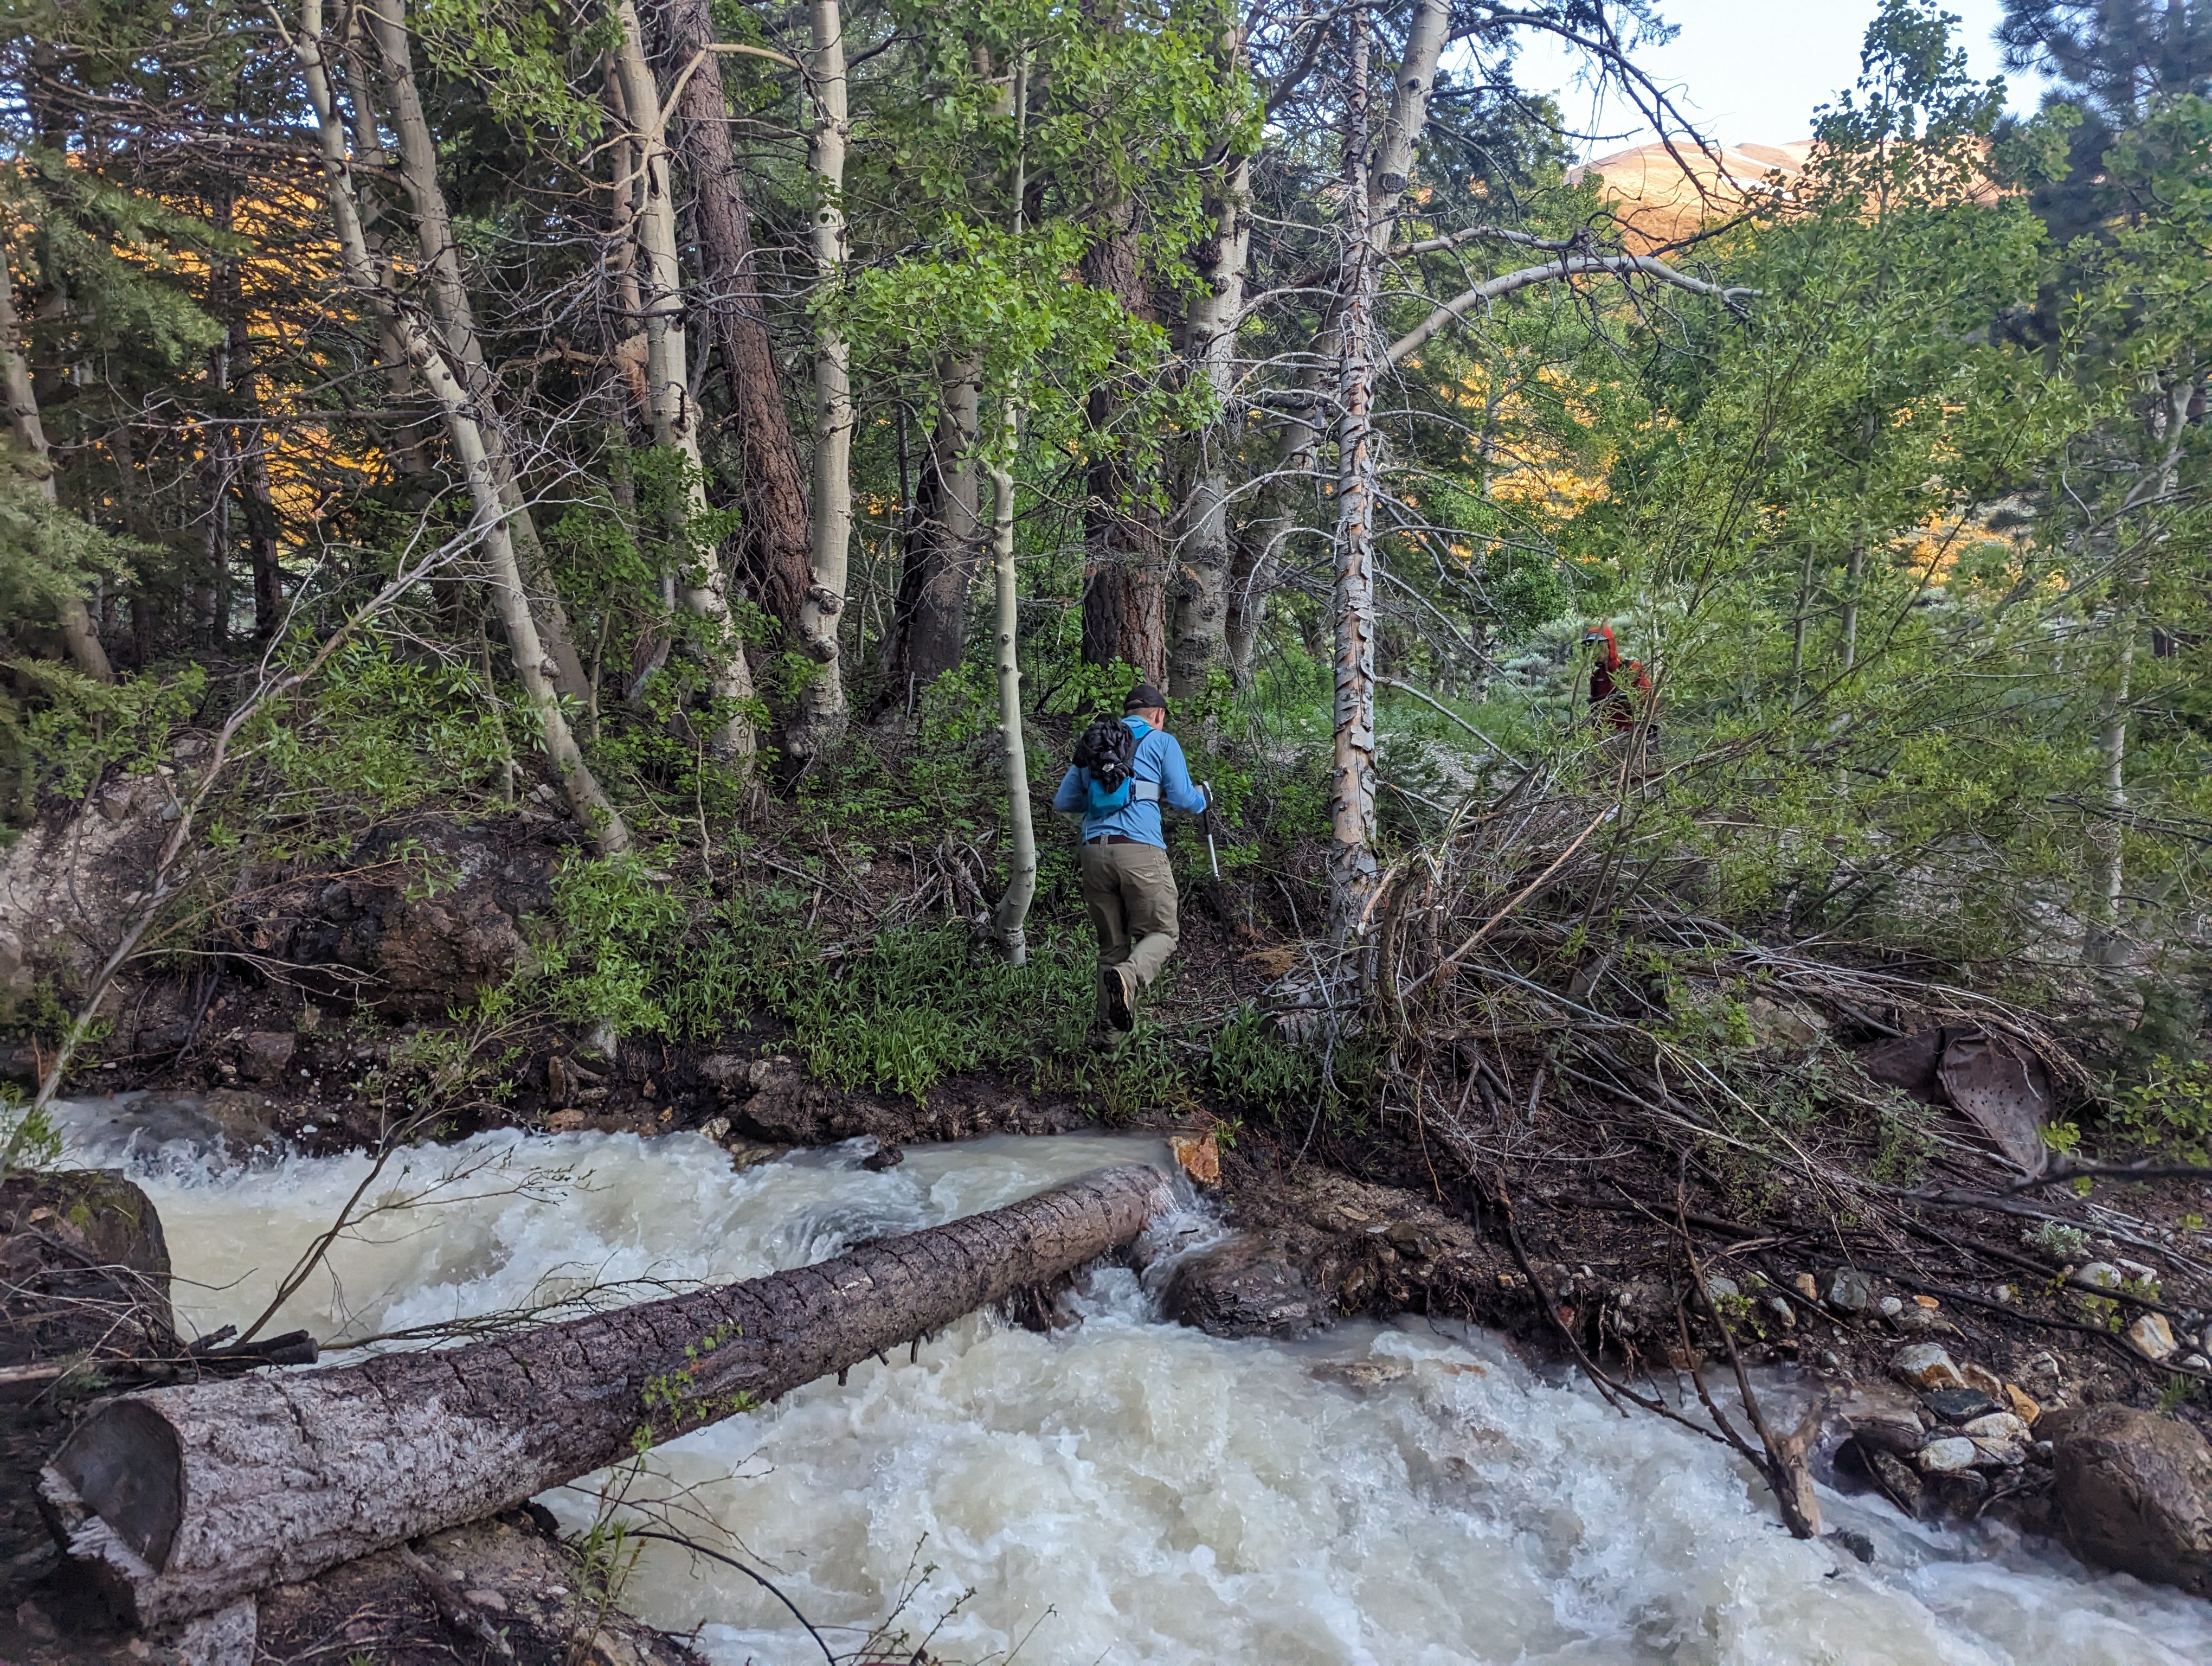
[788,0,854,761]
[41,1163,1171,1627]
[287,0,629,852]
[1079,187,1167,682]
[658,0,814,631]
[363,0,592,701]
[1,252,112,681]
[990,52,1036,962]
[1167,139,1251,702]
[988,441,1036,959]
[1328,8,1380,937]
[2085,376,2189,967]
[882,360,983,707]
[610,0,759,764]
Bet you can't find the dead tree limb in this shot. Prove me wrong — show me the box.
[40,1163,1171,1626]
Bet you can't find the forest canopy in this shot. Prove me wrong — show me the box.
[3,0,2210,1116]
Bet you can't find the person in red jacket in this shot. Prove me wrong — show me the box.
[1583,623,1650,732]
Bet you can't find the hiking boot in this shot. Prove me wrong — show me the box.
[1103,966,1135,1033]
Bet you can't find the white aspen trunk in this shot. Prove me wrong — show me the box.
[989,50,1035,959]
[2085,378,2188,969]
[0,264,111,681]
[790,0,854,760]
[1327,11,1380,938]
[610,0,758,765]
[363,0,591,701]
[988,442,1036,961]
[290,0,629,853]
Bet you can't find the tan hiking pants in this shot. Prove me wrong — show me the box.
[1079,839,1180,1031]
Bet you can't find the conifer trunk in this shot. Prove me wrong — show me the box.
[658,0,814,631]
[1,257,111,681]
[610,0,759,765]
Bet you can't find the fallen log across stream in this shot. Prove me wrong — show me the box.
[39,1161,1174,1627]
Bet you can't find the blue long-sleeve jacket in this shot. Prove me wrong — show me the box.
[1051,717,1208,848]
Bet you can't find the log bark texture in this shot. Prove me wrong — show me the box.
[40,1162,1171,1626]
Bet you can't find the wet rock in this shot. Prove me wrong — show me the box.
[1847,1406,1927,1457]
[1163,1233,1328,1338]
[1919,1436,1979,1475]
[2129,1312,2178,1361]
[861,1142,904,1172]
[696,1116,731,1143]
[1924,1387,2001,1424]
[1892,1343,1966,1391]
[2042,1404,2212,1595]
[1831,1527,1877,1564]
[1824,1268,1873,1313]
[237,1030,296,1081]
[1864,1446,1928,1517]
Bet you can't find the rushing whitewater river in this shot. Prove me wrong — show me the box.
[54,1097,2212,1665]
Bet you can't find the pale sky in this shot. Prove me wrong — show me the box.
[1505,0,2048,158]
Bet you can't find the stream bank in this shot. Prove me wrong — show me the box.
[11,1109,2212,1663]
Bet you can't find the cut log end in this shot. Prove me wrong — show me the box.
[45,1161,1173,1627]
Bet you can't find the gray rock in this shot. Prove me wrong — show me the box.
[1163,1233,1328,1338]
[1878,1296,1905,1318]
[1892,1343,1965,1391]
[1824,1268,1873,1313]
[2129,1312,2178,1360]
[1924,1387,2001,1423]
[1964,1411,2030,1443]
[2043,1404,2212,1595]
[1918,1436,1979,1474]
[1764,1296,1796,1327]
[2077,1261,2124,1291]
[1971,1437,2029,1469]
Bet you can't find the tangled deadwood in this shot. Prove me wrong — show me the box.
[1261,772,2212,1525]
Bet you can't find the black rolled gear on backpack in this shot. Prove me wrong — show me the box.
[1072,715,1137,790]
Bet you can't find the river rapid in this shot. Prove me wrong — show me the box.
[53,1099,2212,1665]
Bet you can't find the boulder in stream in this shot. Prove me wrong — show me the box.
[2042,1403,2212,1594]
[1163,1233,1329,1338]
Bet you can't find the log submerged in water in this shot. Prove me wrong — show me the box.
[41,1162,1172,1626]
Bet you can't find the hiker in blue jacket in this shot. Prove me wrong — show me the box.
[1051,682,1208,1040]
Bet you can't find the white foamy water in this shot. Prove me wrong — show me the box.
[57,1103,2212,1665]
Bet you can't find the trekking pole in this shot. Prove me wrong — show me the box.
[1203,781,1220,879]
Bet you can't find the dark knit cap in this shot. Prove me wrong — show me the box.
[1123,682,1168,713]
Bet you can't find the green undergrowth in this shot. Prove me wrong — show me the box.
[510,844,1367,1124]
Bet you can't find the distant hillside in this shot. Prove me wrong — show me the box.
[1567,139,1814,247]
